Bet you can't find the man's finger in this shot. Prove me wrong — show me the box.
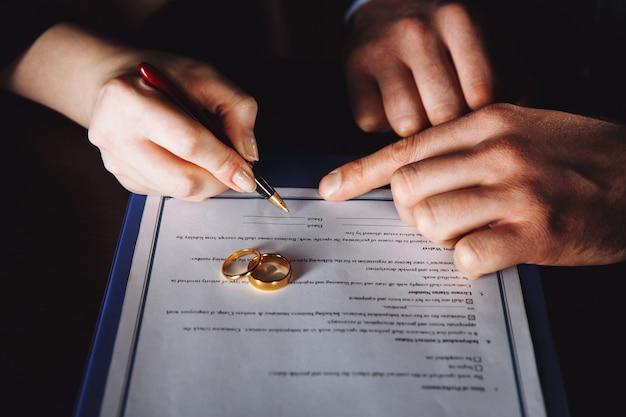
[390,150,494,208]
[319,111,493,200]
[347,70,390,132]
[375,63,428,136]
[400,29,465,125]
[402,186,506,243]
[454,223,526,278]
[434,4,494,109]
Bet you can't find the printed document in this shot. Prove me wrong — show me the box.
[100,188,545,417]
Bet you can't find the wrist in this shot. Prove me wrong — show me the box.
[6,23,143,127]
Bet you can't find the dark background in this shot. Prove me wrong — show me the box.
[2,1,625,416]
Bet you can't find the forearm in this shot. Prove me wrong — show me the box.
[3,23,140,127]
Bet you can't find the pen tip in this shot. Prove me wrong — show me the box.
[268,193,289,213]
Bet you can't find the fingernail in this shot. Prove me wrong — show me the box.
[232,168,256,192]
[319,170,341,198]
[244,134,259,161]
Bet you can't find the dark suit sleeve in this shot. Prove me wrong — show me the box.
[0,2,64,69]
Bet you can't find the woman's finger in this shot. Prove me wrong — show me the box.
[175,68,260,161]
[123,139,228,201]
[137,95,256,193]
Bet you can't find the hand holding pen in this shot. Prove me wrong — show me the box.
[88,53,287,209]
[137,62,287,211]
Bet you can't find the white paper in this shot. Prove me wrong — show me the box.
[100,188,545,417]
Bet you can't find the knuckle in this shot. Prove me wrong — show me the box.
[498,136,527,160]
[173,174,201,198]
[87,126,105,147]
[346,157,368,184]
[508,185,563,263]
[480,103,517,128]
[388,137,418,167]
[90,78,139,149]
[98,77,135,103]
[391,164,419,205]
[413,199,438,238]
[454,238,483,275]
[102,159,120,177]
[428,102,464,125]
[213,148,241,176]
[348,42,386,69]
[496,137,531,171]
[393,17,430,41]
[232,94,258,116]
[355,111,385,132]
[173,126,202,159]
[384,82,410,104]
[390,170,409,205]
[481,135,530,175]
[466,81,494,109]
[103,159,122,177]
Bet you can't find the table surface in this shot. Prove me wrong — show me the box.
[2,51,625,417]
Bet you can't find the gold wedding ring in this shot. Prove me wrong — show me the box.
[221,248,262,280]
[247,253,292,291]
[221,249,292,291]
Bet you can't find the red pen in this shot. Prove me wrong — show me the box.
[137,62,288,213]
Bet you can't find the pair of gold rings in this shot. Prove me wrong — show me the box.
[221,248,292,291]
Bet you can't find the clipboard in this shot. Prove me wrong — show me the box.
[73,153,571,417]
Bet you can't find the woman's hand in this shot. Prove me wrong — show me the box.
[89,56,259,200]
[345,0,494,136]
[319,104,626,277]
[5,24,258,200]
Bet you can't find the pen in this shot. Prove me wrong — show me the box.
[137,62,289,213]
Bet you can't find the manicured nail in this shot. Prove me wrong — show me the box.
[232,168,256,192]
[320,170,341,198]
[244,134,259,161]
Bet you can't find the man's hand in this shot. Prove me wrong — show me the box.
[345,0,494,136]
[319,104,626,277]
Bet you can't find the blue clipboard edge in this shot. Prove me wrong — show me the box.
[74,194,569,417]
[74,194,147,417]
[517,264,570,417]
